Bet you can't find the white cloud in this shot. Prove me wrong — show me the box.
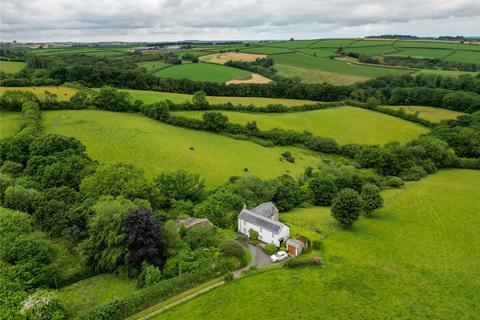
[1,0,479,41]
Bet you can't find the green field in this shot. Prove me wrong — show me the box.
[0,112,22,138]
[137,60,170,72]
[395,40,480,51]
[444,51,480,64]
[347,39,396,47]
[174,106,429,145]
[310,39,357,48]
[385,105,464,122]
[42,110,324,186]
[345,46,400,57]
[158,169,480,320]
[297,48,339,57]
[263,39,321,49]
[153,63,253,83]
[273,53,411,84]
[59,274,137,317]
[239,46,293,55]
[387,48,452,59]
[0,61,26,73]
[0,86,318,107]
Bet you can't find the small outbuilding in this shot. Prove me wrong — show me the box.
[286,239,304,256]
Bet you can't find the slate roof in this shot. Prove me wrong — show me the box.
[238,208,286,234]
[251,202,278,218]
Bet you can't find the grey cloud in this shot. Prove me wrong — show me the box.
[1,0,479,41]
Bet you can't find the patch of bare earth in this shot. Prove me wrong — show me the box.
[226,74,272,85]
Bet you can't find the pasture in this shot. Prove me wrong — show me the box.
[0,86,319,107]
[273,53,411,84]
[174,106,429,145]
[386,48,452,59]
[137,60,170,72]
[0,112,22,138]
[153,63,253,83]
[0,61,26,73]
[239,46,293,55]
[200,52,267,64]
[444,51,480,64]
[386,105,464,122]
[0,86,76,100]
[158,169,480,320]
[41,110,324,186]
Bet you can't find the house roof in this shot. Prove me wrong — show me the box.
[238,209,287,234]
[251,202,278,218]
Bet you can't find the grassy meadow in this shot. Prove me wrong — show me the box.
[0,86,319,107]
[59,274,137,317]
[158,169,480,320]
[137,60,170,72]
[273,53,411,84]
[0,61,26,73]
[385,105,464,122]
[41,110,324,186]
[153,63,253,83]
[0,112,22,138]
[174,107,429,145]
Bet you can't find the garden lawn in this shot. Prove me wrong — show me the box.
[158,169,480,320]
[153,63,253,83]
[174,106,429,145]
[385,105,464,122]
[41,110,324,187]
[59,274,137,317]
[0,61,26,73]
[0,112,22,138]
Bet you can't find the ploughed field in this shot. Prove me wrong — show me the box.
[157,169,480,320]
[173,106,430,145]
[41,110,324,187]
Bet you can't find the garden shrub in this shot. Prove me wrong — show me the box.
[263,244,277,255]
[224,272,234,282]
[312,240,322,250]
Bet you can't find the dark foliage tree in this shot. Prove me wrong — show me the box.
[309,175,338,206]
[272,175,305,211]
[124,208,167,268]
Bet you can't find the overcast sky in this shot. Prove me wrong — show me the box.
[1,0,479,42]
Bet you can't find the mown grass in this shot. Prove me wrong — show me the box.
[0,86,319,107]
[154,63,252,83]
[59,274,137,317]
[0,61,26,73]
[174,106,429,145]
[41,110,324,186]
[158,169,480,320]
[0,111,22,138]
[385,105,464,122]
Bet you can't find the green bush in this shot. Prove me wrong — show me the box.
[220,240,247,266]
[263,244,277,255]
[382,176,404,188]
[400,166,428,181]
[312,240,322,250]
[248,229,259,241]
[283,258,312,268]
[20,290,68,320]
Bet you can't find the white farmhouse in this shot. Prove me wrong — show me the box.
[238,202,289,247]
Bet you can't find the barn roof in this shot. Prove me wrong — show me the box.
[238,209,286,234]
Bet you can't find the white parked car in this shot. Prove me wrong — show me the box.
[270,251,288,262]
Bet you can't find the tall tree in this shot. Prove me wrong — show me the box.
[331,188,364,228]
